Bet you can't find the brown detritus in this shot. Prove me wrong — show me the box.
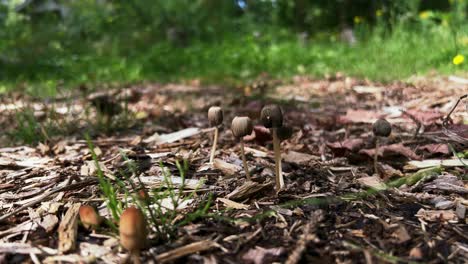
[231,116,254,180]
[261,105,285,191]
[372,118,392,175]
[208,106,223,164]
[78,205,103,231]
[119,207,147,264]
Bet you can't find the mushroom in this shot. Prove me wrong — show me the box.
[79,205,103,231]
[231,116,254,180]
[208,106,223,164]
[372,118,392,175]
[120,207,147,264]
[260,105,285,191]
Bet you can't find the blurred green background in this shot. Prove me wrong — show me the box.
[0,0,467,95]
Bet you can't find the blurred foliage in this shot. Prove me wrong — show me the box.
[0,0,467,95]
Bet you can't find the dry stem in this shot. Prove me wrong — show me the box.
[374,137,380,175]
[240,139,251,180]
[209,127,219,164]
[272,128,284,191]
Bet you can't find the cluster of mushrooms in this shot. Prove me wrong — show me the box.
[208,104,287,191]
[79,205,147,263]
[76,104,392,262]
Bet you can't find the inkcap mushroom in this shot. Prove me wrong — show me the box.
[79,205,103,231]
[260,105,285,191]
[372,118,392,175]
[231,116,254,180]
[120,207,147,264]
[208,106,223,164]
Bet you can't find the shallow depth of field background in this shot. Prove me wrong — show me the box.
[0,0,467,96]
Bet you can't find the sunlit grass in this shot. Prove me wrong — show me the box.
[1,23,467,96]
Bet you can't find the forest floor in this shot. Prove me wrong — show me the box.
[0,74,467,263]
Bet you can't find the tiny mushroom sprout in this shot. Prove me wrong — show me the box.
[79,205,103,231]
[208,106,223,164]
[120,207,147,264]
[231,116,254,180]
[260,104,285,191]
[372,118,392,175]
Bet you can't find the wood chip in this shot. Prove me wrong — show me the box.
[58,203,81,253]
[213,159,242,176]
[226,181,273,201]
[217,198,249,210]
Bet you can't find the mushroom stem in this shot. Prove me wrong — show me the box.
[239,138,251,180]
[272,128,284,191]
[131,250,141,264]
[209,127,219,164]
[374,137,380,175]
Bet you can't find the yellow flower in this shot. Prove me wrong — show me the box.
[419,11,430,20]
[354,16,363,24]
[453,54,465,65]
[376,9,383,17]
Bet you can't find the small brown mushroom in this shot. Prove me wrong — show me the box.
[231,116,253,180]
[120,207,147,264]
[260,105,284,191]
[372,118,392,175]
[79,205,103,231]
[208,106,223,164]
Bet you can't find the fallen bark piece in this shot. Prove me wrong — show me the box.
[226,181,273,201]
[423,174,468,194]
[58,203,81,253]
[156,240,220,263]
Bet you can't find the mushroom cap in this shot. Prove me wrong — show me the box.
[373,118,392,137]
[276,126,293,141]
[208,106,223,127]
[260,105,283,128]
[231,116,253,138]
[79,205,102,230]
[119,207,147,251]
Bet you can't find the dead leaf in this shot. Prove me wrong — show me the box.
[418,144,449,155]
[405,110,443,126]
[282,150,319,165]
[327,138,364,152]
[360,143,421,160]
[338,109,381,124]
